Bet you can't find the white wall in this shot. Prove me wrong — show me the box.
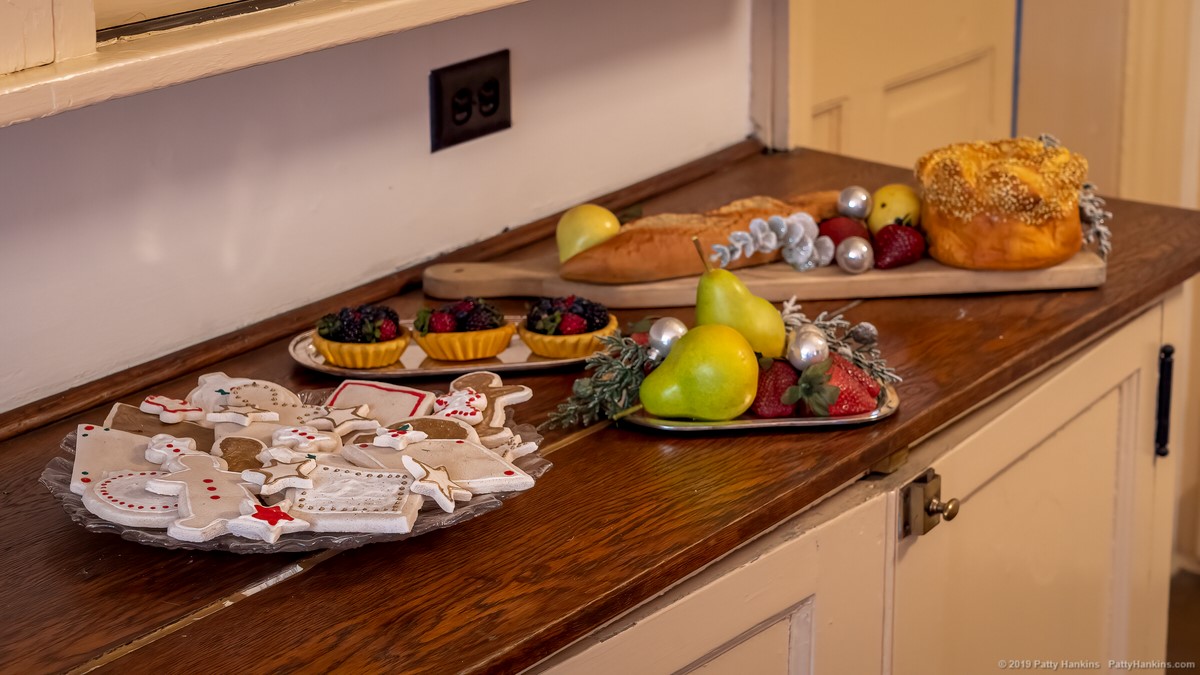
[0,0,752,413]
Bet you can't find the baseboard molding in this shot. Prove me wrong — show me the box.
[0,139,763,444]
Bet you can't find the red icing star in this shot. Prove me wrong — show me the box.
[250,504,294,526]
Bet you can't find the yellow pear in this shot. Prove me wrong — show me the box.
[694,267,786,358]
[639,324,758,421]
[556,204,621,262]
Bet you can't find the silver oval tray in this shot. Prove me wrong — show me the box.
[289,317,590,379]
[622,384,899,431]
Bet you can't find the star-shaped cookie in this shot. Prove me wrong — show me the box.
[402,456,472,513]
[306,405,381,437]
[206,404,280,426]
[241,458,317,495]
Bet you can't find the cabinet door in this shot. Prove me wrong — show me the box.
[892,305,1175,674]
[539,493,887,675]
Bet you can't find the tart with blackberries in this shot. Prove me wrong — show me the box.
[313,304,409,368]
[518,296,618,358]
[412,297,514,361]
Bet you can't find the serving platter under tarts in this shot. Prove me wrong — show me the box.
[290,316,592,379]
[622,383,899,431]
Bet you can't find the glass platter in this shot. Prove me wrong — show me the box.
[40,388,551,554]
[289,317,590,379]
[622,384,899,431]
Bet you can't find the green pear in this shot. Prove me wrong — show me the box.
[695,268,787,358]
[639,324,758,421]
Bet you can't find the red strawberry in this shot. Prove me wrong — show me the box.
[429,311,457,333]
[449,299,477,317]
[630,332,650,346]
[872,224,926,269]
[751,359,800,418]
[379,318,399,341]
[818,217,870,247]
[830,353,881,398]
[558,313,588,335]
[784,357,877,417]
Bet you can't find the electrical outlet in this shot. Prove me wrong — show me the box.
[429,50,511,152]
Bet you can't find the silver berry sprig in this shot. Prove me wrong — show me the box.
[780,297,902,385]
[1040,133,1114,261]
[711,212,835,272]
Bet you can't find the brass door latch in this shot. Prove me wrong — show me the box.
[900,469,960,538]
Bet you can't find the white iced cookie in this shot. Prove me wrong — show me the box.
[371,425,429,450]
[286,464,422,534]
[304,405,380,437]
[323,380,436,426]
[225,499,311,543]
[431,388,487,425]
[206,404,280,426]
[241,458,317,496]
[81,470,179,528]
[342,436,532,494]
[271,425,340,453]
[139,396,205,424]
[145,434,215,472]
[71,425,155,496]
[445,372,533,449]
[402,456,472,513]
[145,454,259,542]
[186,372,255,414]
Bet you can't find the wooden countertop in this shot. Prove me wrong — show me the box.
[3,148,1200,674]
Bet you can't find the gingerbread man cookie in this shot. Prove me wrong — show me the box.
[431,388,488,425]
[145,454,259,542]
[145,434,217,472]
[371,425,429,450]
[139,396,205,424]
[446,372,532,448]
[212,436,270,473]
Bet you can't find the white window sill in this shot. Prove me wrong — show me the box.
[0,0,529,129]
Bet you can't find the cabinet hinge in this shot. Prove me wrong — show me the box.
[1155,344,1174,458]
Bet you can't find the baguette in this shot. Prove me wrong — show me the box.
[558,191,840,284]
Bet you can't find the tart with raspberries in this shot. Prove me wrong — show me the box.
[412,297,515,361]
[518,296,618,358]
[313,304,409,368]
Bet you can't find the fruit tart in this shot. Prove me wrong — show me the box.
[413,297,514,361]
[313,304,409,368]
[518,296,618,358]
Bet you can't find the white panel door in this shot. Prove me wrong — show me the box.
[538,493,888,674]
[892,305,1175,674]
[796,0,1015,167]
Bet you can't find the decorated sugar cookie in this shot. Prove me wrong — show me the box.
[185,372,255,413]
[71,425,156,495]
[446,372,532,448]
[225,499,311,543]
[342,436,532,494]
[323,380,435,426]
[81,470,179,528]
[347,417,479,446]
[402,456,472,513]
[206,404,280,426]
[287,464,422,534]
[371,424,429,450]
[241,458,317,496]
[304,405,380,437]
[271,425,339,453]
[256,445,347,467]
[212,436,270,473]
[495,434,539,462]
[145,434,215,471]
[139,396,205,424]
[145,454,259,542]
[103,403,216,452]
[431,388,487,424]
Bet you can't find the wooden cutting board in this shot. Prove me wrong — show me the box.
[423,250,1107,308]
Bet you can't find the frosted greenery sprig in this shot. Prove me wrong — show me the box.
[1040,133,1114,261]
[543,334,650,429]
[710,212,834,271]
[780,298,902,385]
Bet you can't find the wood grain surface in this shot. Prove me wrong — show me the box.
[424,250,1107,307]
[3,148,1200,674]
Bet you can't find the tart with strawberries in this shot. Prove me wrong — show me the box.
[313,304,408,368]
[518,296,618,359]
[412,297,514,361]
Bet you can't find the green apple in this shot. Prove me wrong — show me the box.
[867,184,922,235]
[639,324,758,421]
[556,204,621,262]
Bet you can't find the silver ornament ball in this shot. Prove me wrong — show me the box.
[836,236,875,274]
[837,186,873,219]
[787,328,830,371]
[647,317,688,359]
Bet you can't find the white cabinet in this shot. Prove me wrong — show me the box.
[535,299,1180,675]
